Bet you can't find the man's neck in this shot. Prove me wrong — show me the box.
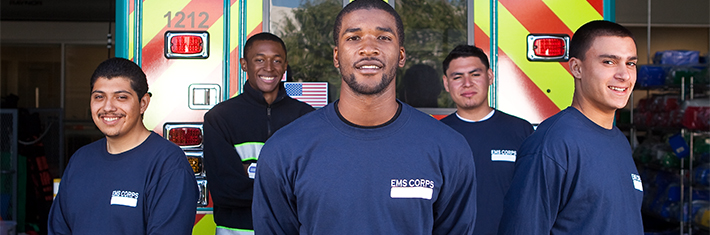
[456,105,494,122]
[571,98,615,129]
[337,86,399,127]
[105,128,151,154]
[248,82,278,105]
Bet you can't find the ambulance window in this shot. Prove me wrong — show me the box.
[270,0,341,103]
[396,0,467,108]
[269,0,468,108]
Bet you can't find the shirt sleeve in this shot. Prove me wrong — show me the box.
[145,164,198,235]
[432,148,477,235]
[498,152,566,234]
[203,110,255,207]
[48,184,70,235]
[252,145,299,235]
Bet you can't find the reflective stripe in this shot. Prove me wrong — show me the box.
[216,226,254,235]
[542,0,602,32]
[234,142,264,162]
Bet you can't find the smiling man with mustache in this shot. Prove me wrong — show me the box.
[48,58,198,235]
[252,0,477,234]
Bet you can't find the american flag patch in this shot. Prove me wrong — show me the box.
[285,82,329,108]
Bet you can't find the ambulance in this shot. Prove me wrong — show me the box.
[115,0,612,233]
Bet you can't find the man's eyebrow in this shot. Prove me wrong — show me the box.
[343,27,361,34]
[376,27,394,34]
[599,54,638,61]
[255,53,283,57]
[450,68,482,77]
[91,90,133,95]
[599,54,620,60]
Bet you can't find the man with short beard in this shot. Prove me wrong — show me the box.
[251,0,477,234]
[48,58,198,235]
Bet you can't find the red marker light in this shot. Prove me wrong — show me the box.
[168,127,203,146]
[171,35,203,54]
[164,31,209,59]
[527,34,569,61]
[533,38,566,57]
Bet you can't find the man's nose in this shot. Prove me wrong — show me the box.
[359,38,380,56]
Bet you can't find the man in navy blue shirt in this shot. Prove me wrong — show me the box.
[48,58,198,235]
[498,20,643,234]
[440,45,533,235]
[252,0,477,234]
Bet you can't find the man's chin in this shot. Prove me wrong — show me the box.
[344,74,393,96]
[102,132,120,138]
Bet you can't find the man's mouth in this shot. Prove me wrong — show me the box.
[99,114,125,122]
[462,92,475,98]
[609,86,627,92]
[260,76,276,82]
[354,57,384,71]
[357,65,381,69]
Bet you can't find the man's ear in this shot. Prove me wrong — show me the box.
[442,75,450,93]
[139,92,151,114]
[398,47,406,68]
[239,58,248,72]
[333,47,340,68]
[487,68,494,85]
[569,57,582,79]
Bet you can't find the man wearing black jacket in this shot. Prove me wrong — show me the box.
[203,32,314,235]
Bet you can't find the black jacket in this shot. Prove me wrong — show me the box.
[203,82,314,229]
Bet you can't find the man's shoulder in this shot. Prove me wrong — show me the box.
[268,106,325,137]
[204,94,266,123]
[494,110,531,124]
[281,95,315,107]
[519,110,583,160]
[211,94,250,109]
[439,112,458,125]
[406,107,468,144]
[145,132,183,151]
[70,138,106,159]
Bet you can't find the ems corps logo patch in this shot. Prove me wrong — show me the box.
[111,190,139,207]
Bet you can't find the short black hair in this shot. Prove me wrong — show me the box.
[90,57,149,98]
[333,0,404,46]
[243,32,288,58]
[569,20,635,60]
[442,45,490,74]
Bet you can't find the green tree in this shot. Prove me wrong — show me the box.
[277,0,342,100]
[397,0,467,107]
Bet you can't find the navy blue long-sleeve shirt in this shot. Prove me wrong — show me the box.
[441,110,533,235]
[253,101,477,235]
[49,132,198,235]
[498,107,643,235]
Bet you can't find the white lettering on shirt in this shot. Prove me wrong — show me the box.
[390,178,435,200]
[111,190,139,207]
[491,149,516,162]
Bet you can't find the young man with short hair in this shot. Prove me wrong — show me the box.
[203,32,314,235]
[440,45,533,235]
[252,0,477,234]
[498,20,642,234]
[48,57,198,235]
